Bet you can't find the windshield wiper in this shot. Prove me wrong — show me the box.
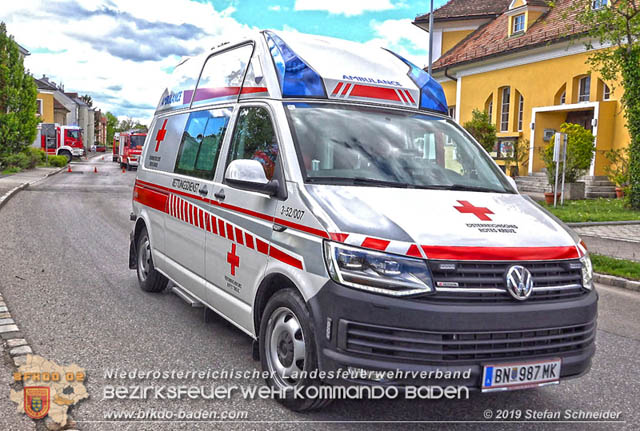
[416,184,510,193]
[306,176,411,188]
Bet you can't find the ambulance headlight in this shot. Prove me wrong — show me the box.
[580,254,593,291]
[323,242,434,296]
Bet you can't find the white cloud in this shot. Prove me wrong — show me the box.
[3,0,255,123]
[366,18,429,68]
[294,0,397,16]
[268,5,281,11]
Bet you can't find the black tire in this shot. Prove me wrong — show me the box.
[136,227,168,293]
[60,151,72,163]
[120,162,125,169]
[259,288,332,411]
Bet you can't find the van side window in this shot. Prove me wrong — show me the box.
[226,107,279,180]
[174,109,231,179]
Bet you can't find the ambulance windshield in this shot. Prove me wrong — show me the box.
[284,103,514,193]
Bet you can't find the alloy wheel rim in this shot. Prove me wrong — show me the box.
[138,237,151,281]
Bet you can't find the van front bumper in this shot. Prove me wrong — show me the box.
[307,280,597,388]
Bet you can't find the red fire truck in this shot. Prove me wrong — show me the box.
[35,123,85,162]
[117,130,146,170]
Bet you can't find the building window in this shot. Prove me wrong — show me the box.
[36,99,43,116]
[603,83,611,100]
[518,94,524,132]
[560,91,566,104]
[501,87,510,132]
[448,106,456,118]
[592,0,607,10]
[579,76,591,102]
[488,100,493,121]
[513,14,525,34]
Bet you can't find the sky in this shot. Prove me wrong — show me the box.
[1,0,446,124]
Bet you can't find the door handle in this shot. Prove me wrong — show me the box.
[214,189,225,200]
[198,185,208,196]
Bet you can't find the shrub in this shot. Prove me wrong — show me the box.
[542,123,595,186]
[604,147,630,187]
[2,152,31,170]
[26,147,46,166]
[47,155,68,167]
[2,166,21,174]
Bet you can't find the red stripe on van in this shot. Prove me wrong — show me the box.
[245,233,254,249]
[218,219,226,238]
[420,245,580,261]
[240,86,268,95]
[269,246,303,270]
[341,83,351,96]
[407,244,422,258]
[256,238,269,255]
[332,82,343,96]
[134,179,330,239]
[210,214,218,234]
[235,228,244,245]
[405,90,416,104]
[350,85,401,102]
[226,223,235,241]
[361,237,391,251]
[133,185,167,213]
[329,232,349,243]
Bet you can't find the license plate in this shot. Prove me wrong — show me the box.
[482,358,561,391]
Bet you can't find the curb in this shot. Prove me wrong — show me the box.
[594,272,640,292]
[0,294,78,430]
[568,220,640,227]
[0,166,66,211]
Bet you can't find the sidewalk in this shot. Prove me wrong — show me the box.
[573,223,640,262]
[0,167,63,208]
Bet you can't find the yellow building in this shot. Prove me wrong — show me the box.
[414,0,627,190]
[35,76,69,125]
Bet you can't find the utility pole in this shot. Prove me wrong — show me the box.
[428,0,434,76]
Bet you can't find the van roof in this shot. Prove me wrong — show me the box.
[155,30,448,116]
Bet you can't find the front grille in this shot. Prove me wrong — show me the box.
[425,260,586,303]
[341,319,596,365]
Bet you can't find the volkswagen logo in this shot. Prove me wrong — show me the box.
[505,265,534,300]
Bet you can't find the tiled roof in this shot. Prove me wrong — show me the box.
[433,0,586,70]
[415,0,511,23]
[34,78,58,91]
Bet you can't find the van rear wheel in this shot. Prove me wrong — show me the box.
[59,150,72,163]
[259,289,331,411]
[136,227,168,292]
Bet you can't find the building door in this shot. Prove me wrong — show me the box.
[566,110,594,132]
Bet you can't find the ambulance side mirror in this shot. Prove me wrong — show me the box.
[225,159,279,196]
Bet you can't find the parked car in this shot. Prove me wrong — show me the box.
[95,145,106,152]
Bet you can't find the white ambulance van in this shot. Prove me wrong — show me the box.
[129,30,597,411]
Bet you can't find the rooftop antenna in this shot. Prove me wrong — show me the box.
[428,0,434,76]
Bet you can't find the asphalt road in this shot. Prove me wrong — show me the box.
[0,154,639,430]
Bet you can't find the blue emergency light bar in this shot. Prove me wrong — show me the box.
[263,31,327,98]
[385,50,448,114]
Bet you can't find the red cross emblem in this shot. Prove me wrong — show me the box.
[454,200,494,221]
[154,119,168,152]
[227,243,240,276]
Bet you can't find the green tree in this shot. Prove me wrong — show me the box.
[0,22,38,159]
[542,122,596,186]
[462,108,497,153]
[573,0,640,207]
[105,112,118,144]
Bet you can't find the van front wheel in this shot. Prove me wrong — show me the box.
[259,289,331,411]
[136,227,168,292]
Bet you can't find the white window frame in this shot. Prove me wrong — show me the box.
[36,99,43,116]
[513,14,525,34]
[603,83,611,100]
[448,106,456,119]
[518,94,524,132]
[501,87,510,132]
[488,100,493,121]
[579,76,591,102]
[560,91,566,104]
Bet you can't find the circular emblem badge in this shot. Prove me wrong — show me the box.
[505,265,534,300]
